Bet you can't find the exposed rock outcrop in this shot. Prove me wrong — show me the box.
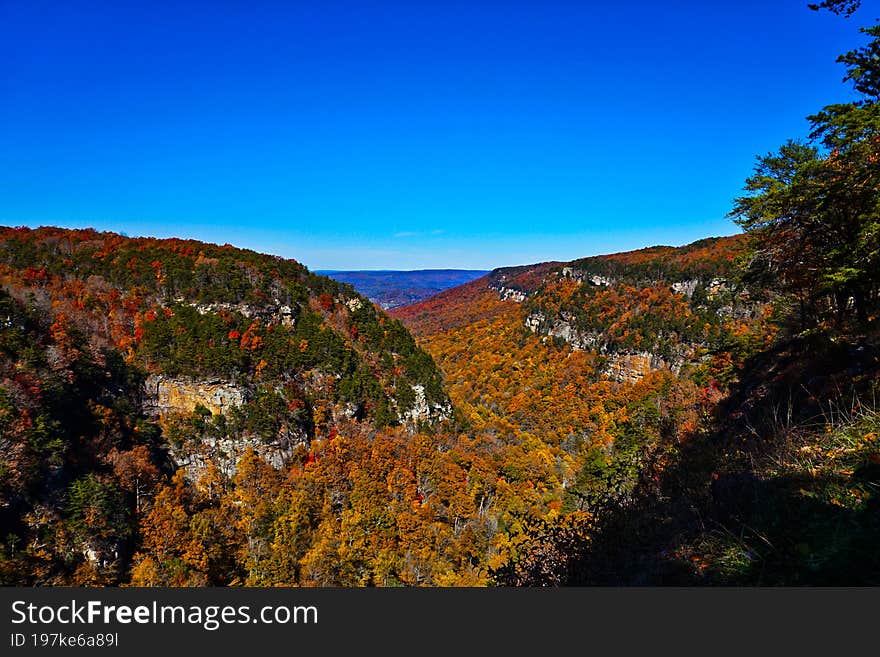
[526,312,602,351]
[524,311,545,334]
[144,375,299,479]
[525,312,681,383]
[186,300,296,327]
[671,279,700,297]
[547,320,602,352]
[499,287,527,303]
[169,430,306,481]
[144,375,248,418]
[671,277,730,299]
[560,267,614,287]
[588,274,614,287]
[490,285,527,303]
[398,384,453,426]
[602,351,679,384]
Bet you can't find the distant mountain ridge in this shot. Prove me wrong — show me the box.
[318,269,489,309]
[394,235,755,380]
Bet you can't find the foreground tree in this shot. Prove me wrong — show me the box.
[731,3,880,328]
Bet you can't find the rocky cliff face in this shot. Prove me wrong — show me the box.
[561,266,614,287]
[143,374,452,479]
[398,384,453,426]
[169,430,304,481]
[522,279,747,383]
[602,351,680,384]
[187,300,297,327]
[144,375,248,418]
[143,375,310,480]
[517,237,762,385]
[525,309,682,383]
[494,286,527,303]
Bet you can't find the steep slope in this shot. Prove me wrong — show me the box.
[1,226,578,586]
[0,227,449,432]
[0,226,451,584]
[0,227,775,586]
[572,329,880,585]
[395,233,880,585]
[521,234,767,381]
[0,287,160,584]
[392,234,782,582]
[399,235,762,382]
[395,235,770,426]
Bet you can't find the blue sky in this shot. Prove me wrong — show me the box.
[1,1,875,270]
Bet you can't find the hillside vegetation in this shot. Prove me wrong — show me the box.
[0,226,461,584]
[394,234,781,583]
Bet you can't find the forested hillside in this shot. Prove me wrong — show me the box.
[394,233,787,583]
[0,226,457,584]
[395,224,878,584]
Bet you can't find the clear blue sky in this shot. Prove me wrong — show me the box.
[1,1,875,270]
